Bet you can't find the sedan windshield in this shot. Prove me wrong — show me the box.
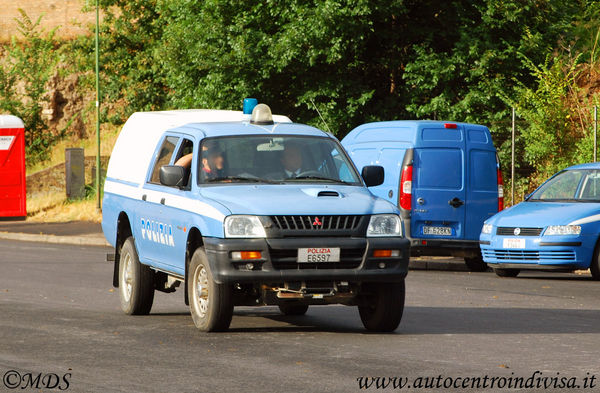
[197,135,362,185]
[528,169,600,202]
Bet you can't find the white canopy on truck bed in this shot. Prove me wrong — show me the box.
[106,109,292,185]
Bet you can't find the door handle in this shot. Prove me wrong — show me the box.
[142,194,147,201]
[448,197,464,208]
[160,198,165,205]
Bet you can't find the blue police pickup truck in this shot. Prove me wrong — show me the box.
[102,102,410,332]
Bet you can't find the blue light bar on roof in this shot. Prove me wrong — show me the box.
[243,98,258,115]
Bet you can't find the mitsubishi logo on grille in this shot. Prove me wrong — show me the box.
[514,227,521,236]
[312,216,323,227]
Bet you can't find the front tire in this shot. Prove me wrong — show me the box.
[188,248,233,332]
[591,242,600,280]
[494,268,520,278]
[118,237,155,315]
[358,280,405,332]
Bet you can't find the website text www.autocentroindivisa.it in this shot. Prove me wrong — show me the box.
[357,371,597,390]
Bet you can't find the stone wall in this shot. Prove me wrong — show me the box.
[0,0,95,42]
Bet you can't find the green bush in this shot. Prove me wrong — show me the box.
[0,9,60,164]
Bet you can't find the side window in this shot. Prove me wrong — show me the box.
[149,136,179,184]
[579,171,600,199]
[173,138,194,188]
[174,139,194,167]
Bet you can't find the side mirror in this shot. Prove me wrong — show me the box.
[160,165,188,188]
[361,165,384,187]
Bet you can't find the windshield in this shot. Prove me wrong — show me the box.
[528,169,600,202]
[197,135,362,185]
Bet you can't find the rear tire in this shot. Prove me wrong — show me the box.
[188,248,233,332]
[278,303,309,316]
[118,237,155,315]
[494,268,520,278]
[358,280,405,332]
[464,256,488,272]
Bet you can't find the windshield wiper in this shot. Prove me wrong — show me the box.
[290,175,353,185]
[207,176,278,184]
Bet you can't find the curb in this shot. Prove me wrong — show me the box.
[409,259,471,272]
[0,231,110,247]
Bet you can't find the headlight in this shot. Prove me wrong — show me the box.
[224,215,266,238]
[367,214,402,237]
[481,224,493,234]
[544,225,581,236]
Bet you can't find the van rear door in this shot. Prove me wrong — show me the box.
[411,125,466,240]
[464,126,498,240]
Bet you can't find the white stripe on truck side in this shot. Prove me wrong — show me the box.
[104,180,227,222]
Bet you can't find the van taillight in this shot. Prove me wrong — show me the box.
[497,168,504,211]
[399,165,413,210]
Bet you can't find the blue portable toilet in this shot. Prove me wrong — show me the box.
[342,120,503,271]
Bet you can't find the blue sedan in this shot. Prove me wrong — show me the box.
[480,163,600,279]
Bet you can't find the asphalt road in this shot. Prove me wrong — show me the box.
[1,239,600,393]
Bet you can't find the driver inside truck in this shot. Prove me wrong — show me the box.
[281,142,304,178]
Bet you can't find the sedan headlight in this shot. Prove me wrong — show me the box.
[481,223,493,235]
[224,215,266,238]
[544,225,581,236]
[367,214,402,237]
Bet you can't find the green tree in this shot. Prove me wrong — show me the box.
[504,55,582,182]
[95,0,167,118]
[156,0,391,135]
[0,9,59,163]
[402,1,583,124]
[97,0,595,157]
[154,0,588,139]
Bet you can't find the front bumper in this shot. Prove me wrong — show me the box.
[479,233,593,269]
[485,262,580,271]
[203,236,410,284]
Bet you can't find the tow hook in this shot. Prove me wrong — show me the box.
[265,281,353,299]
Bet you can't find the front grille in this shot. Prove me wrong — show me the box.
[269,248,365,270]
[496,227,543,236]
[482,249,576,261]
[271,215,362,231]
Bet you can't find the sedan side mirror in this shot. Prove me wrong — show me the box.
[160,165,189,188]
[361,165,384,187]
